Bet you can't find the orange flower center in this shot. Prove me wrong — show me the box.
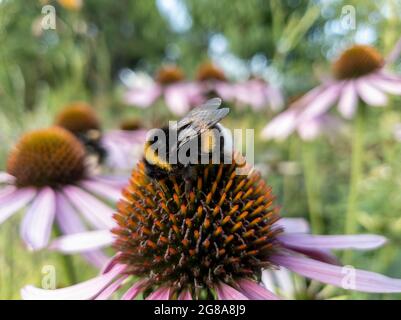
[55,102,101,135]
[113,160,281,298]
[332,45,384,80]
[156,66,185,85]
[7,127,86,187]
[196,62,226,82]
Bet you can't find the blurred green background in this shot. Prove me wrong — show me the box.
[1,0,401,299]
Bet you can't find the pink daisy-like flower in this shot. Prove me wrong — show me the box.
[232,78,284,112]
[0,127,127,267]
[124,65,202,116]
[22,160,401,300]
[193,61,236,102]
[55,102,146,171]
[262,44,401,140]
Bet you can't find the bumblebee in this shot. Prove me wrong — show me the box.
[143,98,232,187]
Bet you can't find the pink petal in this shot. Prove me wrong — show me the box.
[278,234,387,250]
[272,254,401,293]
[297,117,322,141]
[54,193,108,268]
[215,82,237,102]
[178,290,193,300]
[337,80,358,119]
[63,186,115,229]
[146,287,171,300]
[215,282,249,300]
[0,188,37,224]
[261,109,298,141]
[122,279,147,300]
[236,279,281,300]
[262,268,295,299]
[164,83,192,116]
[0,171,15,184]
[356,78,388,106]
[95,275,128,300]
[50,230,114,253]
[20,187,56,250]
[124,84,161,107]
[299,83,343,120]
[21,264,126,300]
[80,180,123,203]
[275,218,309,234]
[368,74,401,95]
[385,36,401,64]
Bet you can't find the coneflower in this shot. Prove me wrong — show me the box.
[55,103,146,171]
[262,43,401,141]
[262,42,401,245]
[124,65,202,115]
[231,77,284,112]
[22,158,401,299]
[0,127,126,266]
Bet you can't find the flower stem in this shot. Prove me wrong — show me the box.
[344,108,365,262]
[302,142,323,234]
[54,226,77,284]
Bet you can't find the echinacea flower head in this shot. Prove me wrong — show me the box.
[55,103,146,171]
[23,158,401,300]
[262,43,401,141]
[113,160,280,299]
[156,65,185,85]
[196,62,227,82]
[332,45,384,80]
[0,127,125,266]
[124,65,201,116]
[55,102,101,136]
[7,127,86,188]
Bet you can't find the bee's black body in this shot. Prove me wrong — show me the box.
[143,98,231,186]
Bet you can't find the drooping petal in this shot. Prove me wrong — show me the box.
[271,254,401,293]
[215,82,237,102]
[276,218,309,234]
[50,230,114,253]
[278,234,387,250]
[146,287,171,300]
[0,188,37,224]
[263,267,295,299]
[124,84,161,107]
[95,275,128,300]
[299,83,343,120]
[54,193,108,268]
[178,290,193,300]
[337,80,358,119]
[261,109,298,141]
[121,279,147,300]
[236,279,281,300]
[261,270,277,294]
[63,186,115,229]
[215,282,249,300]
[164,83,192,116]
[0,172,15,184]
[80,179,123,203]
[368,74,401,95]
[356,78,388,106]
[20,187,56,250]
[21,264,126,300]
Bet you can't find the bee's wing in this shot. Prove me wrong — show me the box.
[176,98,222,130]
[177,107,229,149]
